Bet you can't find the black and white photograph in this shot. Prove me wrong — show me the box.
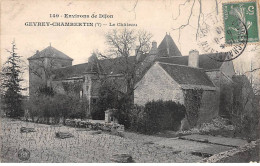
[0,0,259,163]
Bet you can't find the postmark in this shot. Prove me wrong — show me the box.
[197,6,249,62]
[18,148,30,161]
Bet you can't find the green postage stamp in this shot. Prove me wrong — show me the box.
[223,1,259,44]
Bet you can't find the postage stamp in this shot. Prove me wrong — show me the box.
[196,1,260,62]
[223,1,259,44]
[197,12,248,62]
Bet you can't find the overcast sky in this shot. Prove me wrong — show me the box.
[1,0,259,94]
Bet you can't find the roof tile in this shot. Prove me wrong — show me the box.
[158,62,215,89]
[157,34,182,57]
[28,46,73,60]
[156,53,227,70]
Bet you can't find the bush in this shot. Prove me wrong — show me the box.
[25,93,88,124]
[128,100,186,134]
[91,104,105,120]
[91,80,120,120]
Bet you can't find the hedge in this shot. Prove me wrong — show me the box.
[128,100,186,134]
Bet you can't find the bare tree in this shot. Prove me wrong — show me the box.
[100,28,152,105]
[29,56,59,87]
[244,60,260,95]
[171,0,220,43]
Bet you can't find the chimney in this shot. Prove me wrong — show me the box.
[188,49,199,68]
[149,41,158,55]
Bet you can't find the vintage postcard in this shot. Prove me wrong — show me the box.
[0,0,259,163]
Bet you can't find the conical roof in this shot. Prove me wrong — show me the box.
[157,34,182,57]
[28,46,73,60]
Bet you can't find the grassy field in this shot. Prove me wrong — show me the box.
[0,118,206,163]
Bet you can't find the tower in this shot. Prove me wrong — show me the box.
[157,33,182,57]
[28,45,73,96]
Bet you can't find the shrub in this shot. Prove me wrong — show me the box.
[91,80,120,120]
[128,100,186,134]
[110,96,133,129]
[91,104,105,120]
[25,92,88,124]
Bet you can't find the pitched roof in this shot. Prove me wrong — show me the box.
[52,54,149,81]
[157,34,182,57]
[52,62,88,80]
[158,62,215,90]
[28,46,73,60]
[156,53,227,70]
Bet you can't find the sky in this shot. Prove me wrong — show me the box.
[1,0,259,94]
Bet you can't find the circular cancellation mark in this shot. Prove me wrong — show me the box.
[197,14,248,62]
[18,148,30,161]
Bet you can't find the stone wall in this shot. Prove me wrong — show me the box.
[135,63,219,126]
[28,58,72,96]
[83,74,91,100]
[201,140,260,163]
[134,63,184,106]
[197,90,219,124]
[83,74,102,112]
[205,59,235,118]
[219,73,234,118]
[206,70,234,118]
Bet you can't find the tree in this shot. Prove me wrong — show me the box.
[28,53,59,96]
[28,46,72,96]
[29,55,58,87]
[91,79,122,120]
[2,40,24,118]
[232,75,259,141]
[244,58,260,95]
[103,28,152,107]
[171,0,220,43]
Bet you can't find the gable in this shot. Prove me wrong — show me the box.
[135,63,181,90]
[134,63,184,105]
[220,61,235,78]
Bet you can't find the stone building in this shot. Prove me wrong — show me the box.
[28,34,236,124]
[28,45,73,96]
[135,47,236,123]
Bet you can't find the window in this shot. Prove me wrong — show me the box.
[80,90,83,98]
